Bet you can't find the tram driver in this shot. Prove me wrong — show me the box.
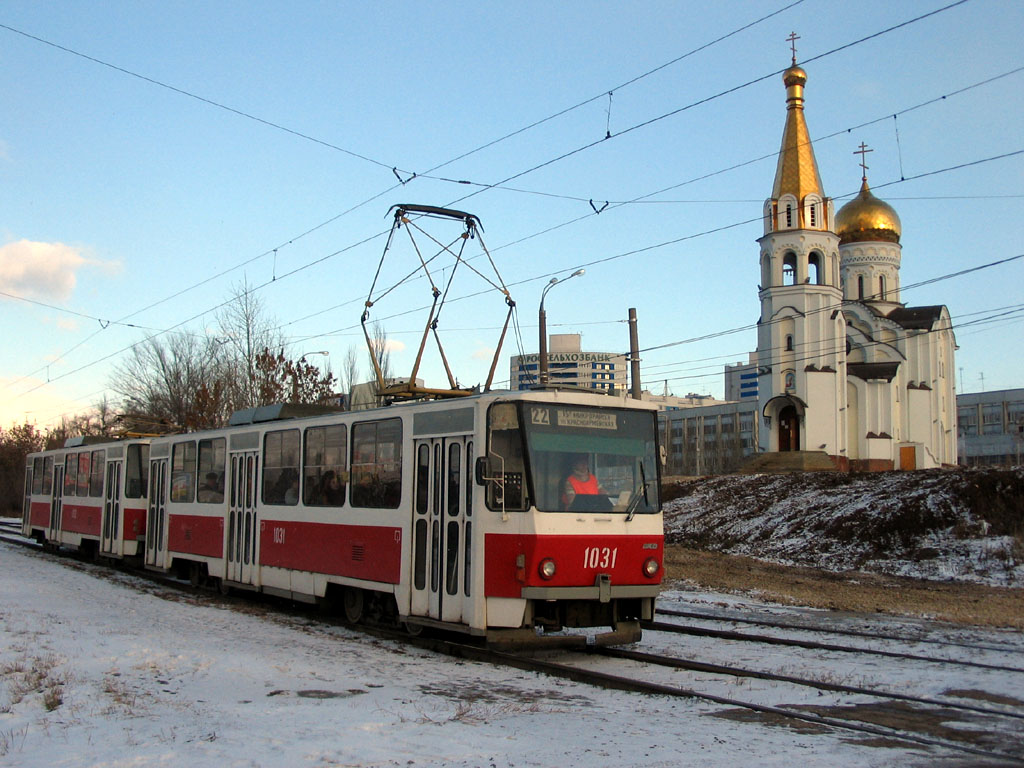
[562,454,610,511]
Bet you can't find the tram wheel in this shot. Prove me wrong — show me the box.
[343,588,364,624]
[403,621,424,637]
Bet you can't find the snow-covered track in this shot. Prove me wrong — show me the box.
[596,645,1024,721]
[429,641,1024,765]
[644,617,1024,674]
[657,605,1024,654]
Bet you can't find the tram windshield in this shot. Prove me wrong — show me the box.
[484,401,659,515]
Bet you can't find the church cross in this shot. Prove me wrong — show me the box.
[787,32,800,65]
[854,142,873,181]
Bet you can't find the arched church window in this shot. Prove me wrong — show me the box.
[879,275,887,300]
[785,204,793,228]
[785,335,794,352]
[857,275,864,300]
[783,252,797,286]
[808,252,822,285]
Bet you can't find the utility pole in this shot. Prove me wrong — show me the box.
[628,308,641,400]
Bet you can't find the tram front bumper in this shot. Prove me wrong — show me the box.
[520,582,660,603]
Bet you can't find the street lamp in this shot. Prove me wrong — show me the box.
[292,350,329,402]
[538,269,584,386]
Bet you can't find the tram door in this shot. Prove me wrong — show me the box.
[101,460,123,556]
[411,436,472,623]
[48,463,64,543]
[145,459,169,569]
[227,451,259,586]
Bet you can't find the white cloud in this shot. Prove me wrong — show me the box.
[0,239,118,302]
[383,338,406,353]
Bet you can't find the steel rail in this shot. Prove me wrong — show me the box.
[656,605,1024,655]
[432,640,1024,765]
[595,645,1024,721]
[644,619,1024,674]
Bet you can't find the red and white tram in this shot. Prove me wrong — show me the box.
[24,388,663,644]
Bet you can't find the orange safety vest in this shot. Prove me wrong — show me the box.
[568,473,600,496]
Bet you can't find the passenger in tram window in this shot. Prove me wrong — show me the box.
[198,472,224,503]
[317,470,344,506]
[284,472,300,505]
[562,455,608,510]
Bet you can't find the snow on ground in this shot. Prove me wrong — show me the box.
[1,537,1009,768]
[663,468,1024,587]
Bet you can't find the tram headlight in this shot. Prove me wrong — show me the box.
[538,558,557,580]
[643,558,660,578]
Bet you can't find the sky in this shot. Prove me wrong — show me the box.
[1,0,1022,429]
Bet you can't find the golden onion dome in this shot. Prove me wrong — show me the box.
[783,64,807,89]
[835,179,901,244]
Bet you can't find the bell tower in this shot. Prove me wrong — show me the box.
[756,39,847,460]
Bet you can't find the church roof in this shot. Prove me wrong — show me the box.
[886,306,945,330]
[848,362,900,382]
[771,64,825,202]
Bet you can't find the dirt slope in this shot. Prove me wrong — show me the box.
[662,467,1024,586]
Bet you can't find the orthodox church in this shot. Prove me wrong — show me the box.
[755,53,958,470]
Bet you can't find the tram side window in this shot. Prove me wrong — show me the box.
[197,438,226,503]
[125,444,150,499]
[350,419,402,509]
[483,403,528,511]
[170,441,197,503]
[32,458,44,494]
[304,425,347,507]
[263,429,300,506]
[65,455,78,496]
[42,456,53,495]
[41,456,52,499]
[77,452,91,497]
[89,450,105,497]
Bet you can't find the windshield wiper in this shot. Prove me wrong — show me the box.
[625,461,649,522]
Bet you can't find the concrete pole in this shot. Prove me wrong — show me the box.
[628,308,642,400]
[538,307,549,386]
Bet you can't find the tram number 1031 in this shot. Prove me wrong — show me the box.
[583,546,618,570]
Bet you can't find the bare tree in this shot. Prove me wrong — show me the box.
[216,279,285,412]
[367,322,393,385]
[340,344,361,407]
[109,332,227,430]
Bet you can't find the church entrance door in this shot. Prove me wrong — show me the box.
[778,406,800,452]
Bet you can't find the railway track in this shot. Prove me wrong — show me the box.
[643,616,1024,674]
[656,605,1024,655]
[4,520,1022,763]
[434,642,1024,764]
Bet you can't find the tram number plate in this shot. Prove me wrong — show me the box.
[583,546,618,569]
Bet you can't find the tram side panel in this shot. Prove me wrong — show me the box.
[256,416,405,602]
[159,433,230,580]
[56,447,106,550]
